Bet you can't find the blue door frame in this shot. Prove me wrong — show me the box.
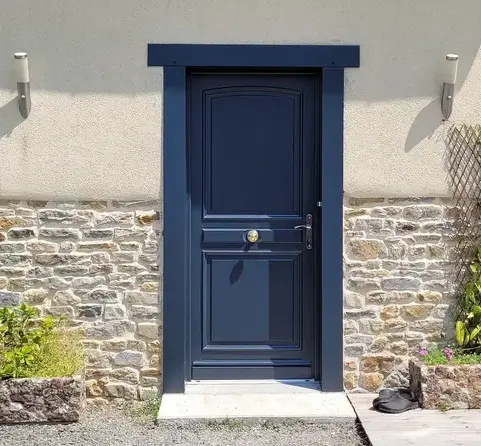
[147,44,360,393]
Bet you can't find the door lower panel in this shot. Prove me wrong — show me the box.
[192,359,312,380]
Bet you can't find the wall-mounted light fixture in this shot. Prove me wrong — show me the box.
[441,54,459,120]
[13,52,31,119]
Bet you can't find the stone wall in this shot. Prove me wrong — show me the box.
[344,197,457,392]
[0,196,460,398]
[0,200,161,403]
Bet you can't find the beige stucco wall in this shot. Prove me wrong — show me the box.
[1,0,480,200]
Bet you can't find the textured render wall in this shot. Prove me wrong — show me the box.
[1,1,481,199]
[343,198,457,392]
[0,200,161,402]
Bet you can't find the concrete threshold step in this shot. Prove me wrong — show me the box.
[157,381,356,426]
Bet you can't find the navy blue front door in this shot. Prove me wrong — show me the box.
[189,72,318,380]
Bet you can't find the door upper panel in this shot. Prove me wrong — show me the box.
[204,86,302,217]
[191,74,316,222]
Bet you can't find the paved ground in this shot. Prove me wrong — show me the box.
[350,393,481,446]
[0,407,369,446]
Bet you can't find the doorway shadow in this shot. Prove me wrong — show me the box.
[269,379,321,392]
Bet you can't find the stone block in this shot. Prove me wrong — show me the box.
[143,241,159,253]
[128,340,147,352]
[137,322,159,339]
[410,360,481,409]
[54,265,89,276]
[0,217,25,230]
[114,351,147,367]
[401,304,434,319]
[104,304,127,320]
[344,372,359,391]
[114,228,149,241]
[35,254,90,266]
[89,264,115,275]
[38,209,77,225]
[101,340,127,351]
[26,240,58,252]
[83,320,136,338]
[104,383,138,400]
[77,242,118,251]
[111,252,136,263]
[26,266,53,278]
[0,291,20,306]
[381,277,421,291]
[0,243,26,253]
[45,306,75,318]
[348,239,387,260]
[91,253,110,263]
[110,368,140,384]
[23,289,49,305]
[52,290,81,306]
[83,229,114,239]
[71,277,106,288]
[140,282,159,292]
[86,350,114,368]
[130,305,159,319]
[94,212,134,227]
[360,372,384,392]
[0,254,31,267]
[0,376,85,423]
[124,291,158,305]
[395,221,420,234]
[136,210,159,225]
[343,291,364,309]
[78,304,103,319]
[44,277,71,290]
[117,263,146,274]
[403,205,443,220]
[39,228,80,240]
[380,305,400,320]
[120,241,141,251]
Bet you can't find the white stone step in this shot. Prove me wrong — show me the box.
[157,381,355,424]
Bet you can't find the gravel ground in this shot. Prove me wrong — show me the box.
[0,407,369,446]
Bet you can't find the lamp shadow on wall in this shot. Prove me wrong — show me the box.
[404,99,442,152]
[0,98,23,139]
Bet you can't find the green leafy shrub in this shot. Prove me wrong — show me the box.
[455,247,481,352]
[0,304,83,379]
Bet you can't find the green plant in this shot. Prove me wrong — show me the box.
[437,402,450,412]
[455,247,481,351]
[126,395,162,423]
[0,305,53,378]
[0,304,83,379]
[418,344,481,365]
[32,326,84,378]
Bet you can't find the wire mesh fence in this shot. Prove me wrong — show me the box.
[446,124,481,315]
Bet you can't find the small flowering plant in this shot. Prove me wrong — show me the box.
[417,343,481,365]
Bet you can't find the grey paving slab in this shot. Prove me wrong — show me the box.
[350,393,481,446]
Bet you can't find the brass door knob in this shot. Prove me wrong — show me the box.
[246,230,259,243]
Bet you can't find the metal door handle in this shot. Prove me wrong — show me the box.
[295,213,313,249]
